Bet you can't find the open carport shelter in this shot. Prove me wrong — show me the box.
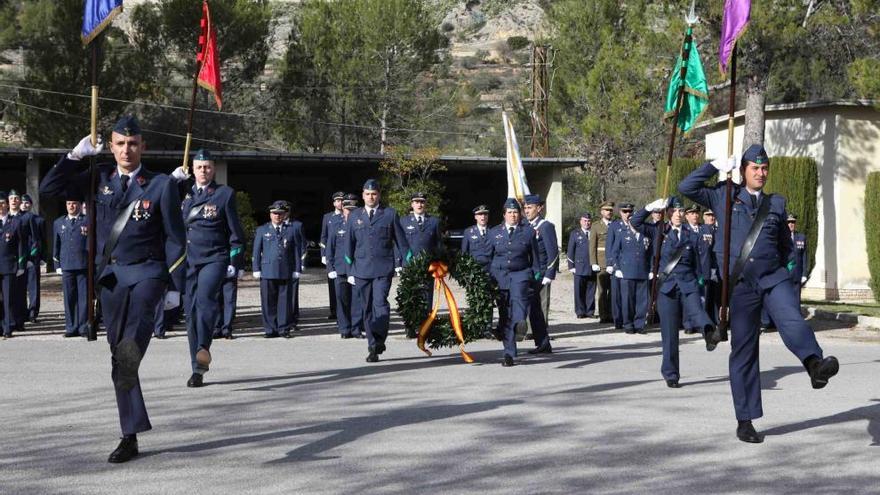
[0,149,584,267]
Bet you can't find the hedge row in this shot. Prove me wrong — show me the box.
[866,172,880,302]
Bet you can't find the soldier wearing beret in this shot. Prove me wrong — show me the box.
[0,191,26,338]
[40,115,187,463]
[253,200,303,338]
[19,193,45,323]
[566,212,596,318]
[607,202,651,334]
[53,191,90,337]
[170,149,246,387]
[523,194,557,354]
[6,189,35,330]
[320,192,346,321]
[679,144,838,443]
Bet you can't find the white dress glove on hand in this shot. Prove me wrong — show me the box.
[395,267,403,276]
[614,270,623,279]
[68,135,104,161]
[801,276,807,284]
[226,265,236,279]
[648,272,654,280]
[605,266,614,275]
[56,268,63,275]
[569,268,577,274]
[591,264,600,272]
[542,277,552,286]
[253,271,261,280]
[328,271,338,279]
[347,275,356,285]
[644,198,668,212]
[170,166,190,181]
[292,272,301,279]
[321,256,327,266]
[164,291,181,310]
[15,268,24,277]
[711,268,718,282]
[711,154,738,174]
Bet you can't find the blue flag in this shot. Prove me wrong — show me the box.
[82,0,123,45]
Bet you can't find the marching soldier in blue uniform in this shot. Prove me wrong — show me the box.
[171,149,246,388]
[607,203,651,334]
[633,197,719,388]
[53,195,89,337]
[7,190,35,331]
[679,144,838,443]
[40,115,187,463]
[590,201,616,324]
[253,201,302,338]
[567,212,596,318]
[0,191,25,339]
[701,209,720,324]
[320,192,346,320]
[761,213,810,330]
[285,208,307,330]
[20,193,44,323]
[326,193,364,338]
[523,194,557,354]
[682,203,711,333]
[487,198,541,366]
[344,179,410,363]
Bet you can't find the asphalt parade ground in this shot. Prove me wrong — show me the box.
[1,270,879,494]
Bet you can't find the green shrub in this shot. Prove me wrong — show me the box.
[763,157,819,282]
[507,35,530,51]
[656,157,703,203]
[865,172,880,301]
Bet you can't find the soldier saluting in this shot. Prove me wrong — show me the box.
[40,115,187,463]
[679,144,838,443]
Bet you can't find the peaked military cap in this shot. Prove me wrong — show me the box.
[684,202,700,213]
[473,204,490,214]
[0,191,7,201]
[112,115,142,137]
[787,213,798,222]
[21,194,33,203]
[343,199,358,209]
[619,202,634,211]
[65,189,84,202]
[523,194,544,205]
[703,209,715,215]
[362,179,380,192]
[8,189,20,198]
[331,191,345,200]
[742,144,769,165]
[410,192,427,201]
[193,148,213,161]
[580,212,592,220]
[268,200,290,213]
[599,201,615,210]
[503,198,521,211]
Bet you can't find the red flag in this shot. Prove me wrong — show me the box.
[197,1,222,109]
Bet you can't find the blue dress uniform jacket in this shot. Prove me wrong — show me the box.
[320,211,344,261]
[40,157,187,437]
[180,181,246,269]
[253,222,303,279]
[567,228,596,317]
[608,219,651,331]
[53,214,89,335]
[461,225,492,268]
[22,211,45,321]
[400,214,441,256]
[679,161,824,421]
[326,216,363,337]
[0,215,25,336]
[531,218,559,279]
[604,219,624,327]
[487,223,541,358]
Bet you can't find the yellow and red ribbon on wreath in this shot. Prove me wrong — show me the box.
[416,261,474,363]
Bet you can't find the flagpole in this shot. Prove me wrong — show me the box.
[647,26,694,324]
[718,46,737,340]
[182,56,205,174]
[85,35,102,342]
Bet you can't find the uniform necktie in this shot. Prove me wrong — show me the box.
[120,175,129,193]
[276,225,281,236]
[508,226,515,237]
[480,228,485,237]
[197,187,203,197]
[417,216,423,226]
[671,228,679,245]
[369,209,374,220]
[751,194,758,209]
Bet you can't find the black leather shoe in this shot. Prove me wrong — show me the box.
[736,421,764,443]
[327,314,337,320]
[354,333,365,339]
[624,329,635,334]
[576,315,588,319]
[528,342,553,354]
[704,325,720,352]
[64,333,77,338]
[108,435,139,463]
[666,379,680,388]
[115,339,142,392]
[375,343,386,355]
[281,331,292,339]
[225,334,234,340]
[636,327,647,335]
[341,334,352,339]
[264,333,278,338]
[154,333,167,340]
[806,356,839,389]
[366,348,379,363]
[683,328,697,335]
[187,373,204,388]
[502,355,515,367]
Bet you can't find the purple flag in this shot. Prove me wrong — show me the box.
[719,0,750,74]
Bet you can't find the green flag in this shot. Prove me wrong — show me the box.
[665,28,709,133]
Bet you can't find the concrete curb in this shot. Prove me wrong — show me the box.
[804,306,880,330]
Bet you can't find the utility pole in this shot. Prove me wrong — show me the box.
[530,45,551,157]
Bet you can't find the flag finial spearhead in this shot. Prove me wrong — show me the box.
[685,0,699,26]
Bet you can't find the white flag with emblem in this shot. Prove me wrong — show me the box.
[503,111,531,203]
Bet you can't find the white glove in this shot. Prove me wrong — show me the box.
[605,266,614,275]
[569,268,576,274]
[801,276,807,284]
[711,268,718,282]
[648,272,654,280]
[321,256,327,266]
[644,198,668,212]
[292,272,301,279]
[68,135,104,161]
[253,271,261,280]
[591,264,600,272]
[395,267,403,276]
[711,154,738,174]
[56,268,63,275]
[26,261,34,269]
[226,265,236,279]
[614,270,623,279]
[164,291,180,310]
[542,277,552,286]
[15,268,24,277]
[347,275,356,285]
[328,271,338,279]
[171,166,190,181]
